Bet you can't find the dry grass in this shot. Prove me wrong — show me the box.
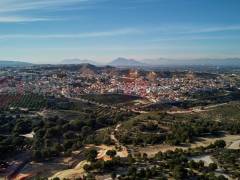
[50,160,89,180]
[16,160,69,179]
[134,134,240,158]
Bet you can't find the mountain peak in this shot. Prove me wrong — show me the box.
[109,57,147,67]
[61,59,97,65]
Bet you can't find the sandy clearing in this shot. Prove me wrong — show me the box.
[193,134,240,148]
[95,174,112,180]
[190,155,214,166]
[135,134,240,157]
[167,108,209,114]
[215,171,232,180]
[133,99,149,105]
[135,144,181,157]
[190,156,232,179]
[167,103,229,115]
[86,144,128,161]
[17,161,69,179]
[51,160,89,180]
[20,131,35,139]
[15,150,85,180]
[227,139,240,149]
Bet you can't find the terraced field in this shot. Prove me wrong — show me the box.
[0,94,47,110]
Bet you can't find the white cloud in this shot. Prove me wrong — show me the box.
[0,0,88,13]
[0,28,141,39]
[0,16,54,23]
[152,35,240,42]
[0,0,89,23]
[153,25,240,34]
[181,25,240,34]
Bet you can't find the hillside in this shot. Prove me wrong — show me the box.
[0,60,32,67]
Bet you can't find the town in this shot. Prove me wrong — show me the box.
[0,64,240,180]
[0,64,236,104]
[1,0,240,179]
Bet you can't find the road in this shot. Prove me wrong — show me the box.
[167,102,229,114]
[110,124,128,157]
[66,95,146,113]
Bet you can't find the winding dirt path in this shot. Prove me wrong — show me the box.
[110,124,128,157]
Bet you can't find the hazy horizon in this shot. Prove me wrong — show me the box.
[0,0,240,64]
[2,56,240,66]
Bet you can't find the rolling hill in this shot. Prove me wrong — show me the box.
[0,60,32,67]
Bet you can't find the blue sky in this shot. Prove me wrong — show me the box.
[0,0,240,64]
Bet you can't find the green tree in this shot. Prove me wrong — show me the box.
[106,150,117,158]
[208,163,218,171]
[33,150,42,161]
[52,177,60,180]
[128,166,137,176]
[111,172,116,179]
[172,165,187,180]
[83,164,91,172]
[85,148,98,162]
[214,140,226,148]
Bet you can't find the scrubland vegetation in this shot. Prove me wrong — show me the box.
[1,92,240,179]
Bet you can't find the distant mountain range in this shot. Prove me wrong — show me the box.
[61,59,99,65]
[109,57,147,67]
[62,57,148,67]
[0,60,32,67]
[60,57,240,67]
[108,57,240,67]
[142,58,240,66]
[1,58,240,68]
